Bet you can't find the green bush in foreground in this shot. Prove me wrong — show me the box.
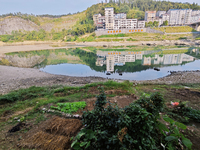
[71,89,192,150]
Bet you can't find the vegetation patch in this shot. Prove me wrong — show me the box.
[0,82,200,149]
[154,26,197,33]
[71,89,192,150]
[51,102,87,114]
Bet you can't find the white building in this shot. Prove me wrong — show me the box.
[115,13,126,19]
[97,16,105,29]
[93,14,101,25]
[191,10,200,16]
[105,7,114,30]
[145,11,156,22]
[191,14,200,23]
[161,14,170,25]
[138,21,145,28]
[167,9,192,25]
[94,7,145,30]
[156,11,166,17]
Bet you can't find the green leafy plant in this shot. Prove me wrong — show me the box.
[177,107,200,123]
[72,89,165,150]
[158,115,192,150]
[71,129,96,150]
[50,101,86,114]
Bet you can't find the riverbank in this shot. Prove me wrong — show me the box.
[1,65,200,95]
[1,39,200,55]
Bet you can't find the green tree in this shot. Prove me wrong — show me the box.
[119,5,130,13]
[153,21,159,27]
[163,20,168,26]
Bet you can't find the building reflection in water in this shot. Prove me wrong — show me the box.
[96,50,143,75]
[142,54,194,66]
[96,50,195,75]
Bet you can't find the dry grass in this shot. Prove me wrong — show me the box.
[19,116,83,150]
[45,117,83,136]
[20,131,71,150]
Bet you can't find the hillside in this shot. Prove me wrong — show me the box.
[0,17,40,35]
[0,0,200,42]
[0,12,84,35]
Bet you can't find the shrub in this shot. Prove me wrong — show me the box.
[72,89,164,150]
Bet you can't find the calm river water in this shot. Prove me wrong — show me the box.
[1,47,199,80]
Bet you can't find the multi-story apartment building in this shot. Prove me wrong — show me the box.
[138,21,146,28]
[191,10,200,23]
[114,19,138,30]
[167,9,192,25]
[114,13,126,19]
[94,7,145,31]
[93,14,101,25]
[161,14,170,24]
[145,8,200,26]
[145,11,156,22]
[191,10,200,16]
[97,16,105,30]
[105,7,114,30]
[156,11,166,17]
[191,14,200,23]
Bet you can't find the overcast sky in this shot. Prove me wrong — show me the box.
[0,0,199,15]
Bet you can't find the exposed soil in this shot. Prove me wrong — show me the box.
[138,85,200,110]
[184,126,200,150]
[165,88,200,109]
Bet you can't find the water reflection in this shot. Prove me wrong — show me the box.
[96,50,195,76]
[0,48,199,80]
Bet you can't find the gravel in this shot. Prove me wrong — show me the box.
[1,65,200,95]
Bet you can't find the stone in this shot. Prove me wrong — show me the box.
[14,117,19,120]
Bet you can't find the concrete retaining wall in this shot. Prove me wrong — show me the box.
[95,28,147,36]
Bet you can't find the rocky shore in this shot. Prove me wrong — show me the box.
[1,65,200,95]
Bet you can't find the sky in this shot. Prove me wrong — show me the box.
[0,0,200,16]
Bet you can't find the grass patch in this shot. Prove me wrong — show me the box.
[0,81,132,117]
[154,26,197,33]
[127,38,138,41]
[98,32,148,38]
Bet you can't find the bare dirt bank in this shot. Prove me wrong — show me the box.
[1,65,200,95]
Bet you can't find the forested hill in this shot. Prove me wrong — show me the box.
[114,0,200,11]
[0,0,200,42]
